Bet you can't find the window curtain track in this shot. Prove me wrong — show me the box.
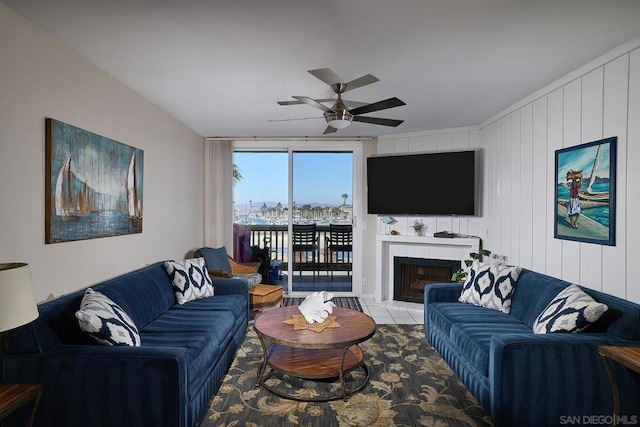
[204,139,234,250]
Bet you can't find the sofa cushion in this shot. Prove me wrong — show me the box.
[197,247,232,273]
[141,309,235,349]
[508,270,569,326]
[94,262,176,328]
[449,322,532,376]
[533,285,609,334]
[164,258,214,304]
[75,288,141,346]
[459,261,522,314]
[579,288,640,340]
[170,294,247,322]
[429,302,522,336]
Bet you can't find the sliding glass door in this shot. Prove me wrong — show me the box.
[233,149,354,295]
[291,151,353,292]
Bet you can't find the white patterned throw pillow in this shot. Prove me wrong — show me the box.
[75,288,141,346]
[458,261,522,313]
[164,257,214,304]
[533,285,608,334]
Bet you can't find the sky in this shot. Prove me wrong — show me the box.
[233,152,353,207]
[556,141,611,184]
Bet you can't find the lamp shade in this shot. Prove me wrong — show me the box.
[0,263,39,332]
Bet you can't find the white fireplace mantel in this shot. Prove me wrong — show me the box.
[375,234,480,303]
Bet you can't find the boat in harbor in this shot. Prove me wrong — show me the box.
[578,144,609,204]
[55,156,90,220]
[127,152,142,219]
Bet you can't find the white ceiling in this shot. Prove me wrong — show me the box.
[4,0,640,138]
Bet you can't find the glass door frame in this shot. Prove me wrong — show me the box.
[234,139,364,297]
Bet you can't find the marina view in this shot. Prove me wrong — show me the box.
[232,151,354,290]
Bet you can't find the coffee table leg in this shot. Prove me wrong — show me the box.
[338,345,370,401]
[339,347,349,400]
[255,334,269,388]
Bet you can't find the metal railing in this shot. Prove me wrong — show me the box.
[236,224,352,274]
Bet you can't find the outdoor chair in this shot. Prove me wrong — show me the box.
[194,246,262,288]
[325,224,353,280]
[291,224,319,277]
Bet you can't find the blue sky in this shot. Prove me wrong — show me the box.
[556,142,611,184]
[233,152,353,207]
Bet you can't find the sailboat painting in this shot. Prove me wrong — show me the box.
[554,137,616,246]
[45,118,144,243]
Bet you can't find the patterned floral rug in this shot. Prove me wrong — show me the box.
[199,324,493,427]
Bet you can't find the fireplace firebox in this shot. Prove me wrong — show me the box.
[393,257,461,303]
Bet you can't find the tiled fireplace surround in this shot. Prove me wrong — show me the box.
[375,234,481,303]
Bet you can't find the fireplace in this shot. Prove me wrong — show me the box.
[393,257,461,303]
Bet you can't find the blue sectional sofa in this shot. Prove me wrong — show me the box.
[2,261,248,427]
[424,268,640,426]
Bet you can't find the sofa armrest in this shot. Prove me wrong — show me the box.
[3,345,187,426]
[424,283,463,304]
[212,277,249,296]
[423,283,463,330]
[489,333,640,426]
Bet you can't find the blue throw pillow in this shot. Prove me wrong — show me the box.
[75,288,141,346]
[198,247,232,273]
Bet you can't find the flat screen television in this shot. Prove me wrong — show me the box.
[367,150,479,215]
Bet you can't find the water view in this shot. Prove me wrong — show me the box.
[233,151,353,226]
[232,151,354,291]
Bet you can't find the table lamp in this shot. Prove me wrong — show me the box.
[0,263,42,427]
[0,263,39,378]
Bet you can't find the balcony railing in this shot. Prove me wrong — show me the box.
[235,224,352,274]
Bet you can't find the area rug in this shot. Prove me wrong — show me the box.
[282,296,363,312]
[199,324,493,427]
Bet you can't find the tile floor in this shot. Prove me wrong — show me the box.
[359,298,424,325]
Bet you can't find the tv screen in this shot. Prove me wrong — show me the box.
[367,150,478,215]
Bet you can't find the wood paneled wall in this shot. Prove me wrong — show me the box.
[378,43,640,302]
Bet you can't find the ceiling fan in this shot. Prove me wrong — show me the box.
[277,68,406,134]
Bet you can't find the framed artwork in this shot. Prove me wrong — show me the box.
[554,137,616,246]
[45,118,143,243]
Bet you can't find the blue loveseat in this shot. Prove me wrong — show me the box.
[2,261,248,427]
[424,268,640,426]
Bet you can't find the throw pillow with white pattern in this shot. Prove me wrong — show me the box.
[75,288,141,346]
[164,257,214,304]
[533,284,608,334]
[458,261,522,314]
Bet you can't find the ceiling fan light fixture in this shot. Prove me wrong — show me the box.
[324,111,353,129]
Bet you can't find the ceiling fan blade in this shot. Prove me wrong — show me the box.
[292,96,333,112]
[278,98,367,108]
[353,116,404,127]
[278,98,335,106]
[342,100,369,108]
[344,74,379,92]
[323,126,338,134]
[308,68,343,86]
[349,97,406,115]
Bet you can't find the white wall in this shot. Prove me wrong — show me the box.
[375,38,640,303]
[0,4,205,302]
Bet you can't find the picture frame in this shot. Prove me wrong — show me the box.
[45,118,143,243]
[554,137,616,246]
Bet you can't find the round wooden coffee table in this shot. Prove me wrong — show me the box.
[253,305,376,402]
